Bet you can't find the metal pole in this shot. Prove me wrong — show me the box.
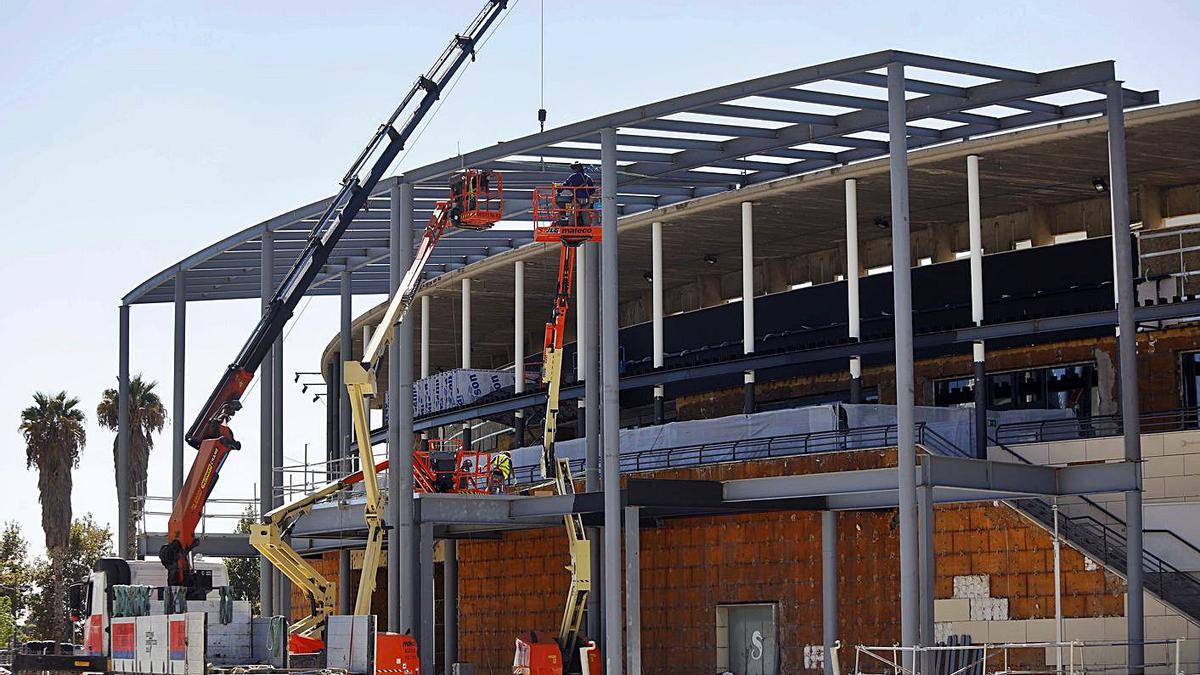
[514,260,526,445]
[461,278,472,447]
[1108,79,1144,675]
[968,155,988,460]
[421,295,431,379]
[577,240,588,436]
[918,485,936,674]
[260,230,275,609]
[624,506,642,675]
[600,126,624,675]
[652,221,665,424]
[584,242,601,490]
[822,511,838,675]
[583,240,602,643]
[117,304,131,558]
[389,182,416,633]
[340,270,353,477]
[172,270,186,500]
[1053,498,1063,673]
[443,540,458,675]
[327,350,340,479]
[418,524,436,672]
[846,179,862,405]
[888,61,919,667]
[741,201,755,414]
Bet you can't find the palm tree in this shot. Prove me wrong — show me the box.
[19,391,86,642]
[97,375,166,559]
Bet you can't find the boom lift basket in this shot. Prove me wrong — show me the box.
[449,169,503,229]
[413,438,492,494]
[532,184,602,244]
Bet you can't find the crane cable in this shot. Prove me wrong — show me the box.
[538,0,546,133]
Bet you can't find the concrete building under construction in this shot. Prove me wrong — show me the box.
[113,45,1200,675]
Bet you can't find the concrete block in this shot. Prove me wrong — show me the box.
[1183,452,1200,476]
[1142,433,1166,457]
[1145,477,1168,500]
[998,444,1048,465]
[1102,616,1127,641]
[970,597,1008,621]
[935,598,970,622]
[1145,594,1168,617]
[1145,454,1186,478]
[1082,644,1125,667]
[952,620,989,643]
[1063,617,1106,641]
[933,622,954,644]
[1086,436,1124,461]
[1026,618,1057,642]
[1147,614,1188,639]
[1161,430,1200,456]
[987,619,1027,644]
[1164,474,1200,500]
[1047,441,1087,465]
[953,574,990,599]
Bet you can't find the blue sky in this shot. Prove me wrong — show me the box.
[1,0,1197,555]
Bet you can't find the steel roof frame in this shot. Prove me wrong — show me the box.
[124,50,1156,306]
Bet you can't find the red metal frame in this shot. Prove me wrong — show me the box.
[413,438,492,494]
[532,184,602,244]
[450,169,503,229]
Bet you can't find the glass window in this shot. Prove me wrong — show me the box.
[934,377,975,406]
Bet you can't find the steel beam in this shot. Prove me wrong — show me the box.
[340,270,353,477]
[652,221,665,424]
[389,182,417,634]
[846,179,861,404]
[742,201,756,414]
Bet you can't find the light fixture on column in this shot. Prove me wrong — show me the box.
[703,254,718,265]
[642,270,653,283]
[1092,177,1109,193]
[874,216,890,230]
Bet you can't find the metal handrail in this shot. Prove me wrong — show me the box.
[507,421,965,487]
[994,407,1200,445]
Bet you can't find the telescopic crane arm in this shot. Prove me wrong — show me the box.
[162,0,510,586]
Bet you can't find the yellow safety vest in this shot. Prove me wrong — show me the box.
[494,452,512,479]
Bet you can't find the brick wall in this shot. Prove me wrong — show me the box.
[676,323,1200,421]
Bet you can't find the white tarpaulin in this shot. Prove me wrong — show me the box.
[409,368,525,417]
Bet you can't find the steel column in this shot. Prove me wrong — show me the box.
[340,270,353,477]
[513,260,526,444]
[821,511,837,675]
[172,271,186,500]
[461,278,472,446]
[260,230,275,610]
[584,241,603,645]
[888,62,919,664]
[968,154,988,459]
[389,181,416,633]
[845,179,862,404]
[584,243,601,490]
[741,201,755,414]
[443,540,458,675]
[338,548,351,616]
[600,126,624,675]
[1108,79,1144,674]
[421,295,431,379]
[918,484,936,674]
[652,221,665,424]
[418,524,436,672]
[624,506,641,675]
[117,305,131,557]
[273,324,285,616]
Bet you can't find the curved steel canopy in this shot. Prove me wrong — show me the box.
[124,49,1156,306]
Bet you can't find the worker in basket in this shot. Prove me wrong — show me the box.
[489,450,512,494]
[555,162,595,229]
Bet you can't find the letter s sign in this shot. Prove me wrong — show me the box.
[750,630,764,661]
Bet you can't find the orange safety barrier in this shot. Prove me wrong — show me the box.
[448,169,503,229]
[532,184,602,244]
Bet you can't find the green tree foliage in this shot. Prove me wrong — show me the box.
[97,375,166,559]
[224,506,260,615]
[25,516,112,642]
[19,391,86,643]
[0,521,33,645]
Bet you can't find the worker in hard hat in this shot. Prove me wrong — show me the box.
[489,451,512,494]
[556,162,595,228]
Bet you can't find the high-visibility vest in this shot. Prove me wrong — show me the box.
[494,452,512,479]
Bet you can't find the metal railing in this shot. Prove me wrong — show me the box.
[852,638,1190,675]
[994,407,1200,445]
[506,421,972,487]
